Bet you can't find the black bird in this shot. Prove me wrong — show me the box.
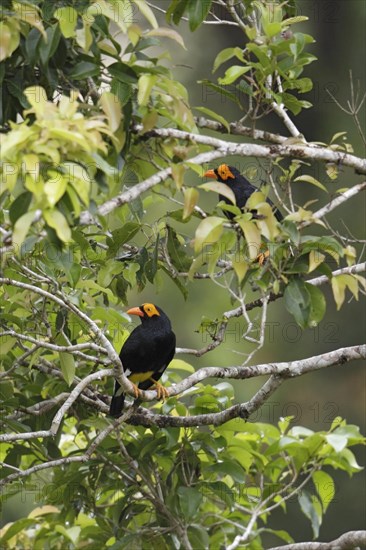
[204,164,283,222]
[109,303,176,418]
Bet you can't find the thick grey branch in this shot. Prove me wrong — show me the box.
[268,530,366,550]
[137,127,366,174]
[302,181,366,225]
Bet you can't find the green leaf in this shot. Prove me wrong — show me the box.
[99,92,122,132]
[12,211,35,251]
[106,223,141,258]
[187,525,210,549]
[146,27,186,49]
[294,175,327,192]
[194,106,230,132]
[331,275,348,310]
[325,433,348,452]
[218,65,251,85]
[187,0,212,31]
[263,21,282,38]
[194,216,224,254]
[0,22,20,62]
[137,74,157,106]
[213,47,244,73]
[232,259,248,283]
[298,491,321,538]
[44,210,72,242]
[132,0,158,28]
[166,226,191,271]
[177,487,202,519]
[284,278,310,328]
[183,187,199,219]
[44,173,67,207]
[9,192,32,225]
[313,471,335,512]
[236,218,262,260]
[0,518,36,543]
[169,359,195,374]
[54,7,78,38]
[59,352,76,386]
[68,61,100,80]
[305,283,326,325]
[39,24,61,65]
[199,182,236,205]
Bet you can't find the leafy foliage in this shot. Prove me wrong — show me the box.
[0,0,365,548]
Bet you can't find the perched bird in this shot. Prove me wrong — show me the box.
[203,164,283,222]
[109,303,176,418]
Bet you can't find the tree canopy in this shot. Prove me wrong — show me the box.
[0,1,365,548]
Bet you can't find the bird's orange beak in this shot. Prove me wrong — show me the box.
[203,169,217,179]
[127,306,144,317]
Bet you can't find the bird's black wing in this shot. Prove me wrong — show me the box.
[109,325,147,418]
[138,330,176,391]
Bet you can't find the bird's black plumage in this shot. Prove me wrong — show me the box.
[204,164,283,222]
[109,303,176,418]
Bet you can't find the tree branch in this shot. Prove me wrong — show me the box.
[79,126,366,225]
[176,262,366,357]
[268,530,366,550]
[302,181,366,226]
[137,126,366,174]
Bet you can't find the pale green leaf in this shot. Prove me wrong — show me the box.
[99,92,123,131]
[54,7,78,38]
[218,65,251,85]
[133,0,158,28]
[199,182,236,205]
[294,175,327,192]
[12,211,35,251]
[308,249,325,273]
[169,359,195,374]
[59,352,75,386]
[137,74,157,106]
[213,47,244,73]
[183,187,199,219]
[236,218,262,260]
[313,471,335,512]
[146,27,186,49]
[232,259,248,283]
[194,216,224,254]
[44,209,72,242]
[44,172,67,207]
[325,433,348,452]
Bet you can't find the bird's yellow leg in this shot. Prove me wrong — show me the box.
[256,243,270,265]
[130,382,142,399]
[149,378,169,400]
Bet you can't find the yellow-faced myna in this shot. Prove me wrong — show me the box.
[204,164,283,222]
[109,303,176,417]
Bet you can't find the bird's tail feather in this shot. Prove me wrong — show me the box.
[109,381,125,417]
[109,393,125,417]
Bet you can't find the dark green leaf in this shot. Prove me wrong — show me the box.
[39,24,61,65]
[68,61,100,80]
[284,278,310,328]
[187,0,212,31]
[106,223,140,258]
[167,226,191,271]
[9,192,32,225]
[177,487,203,519]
